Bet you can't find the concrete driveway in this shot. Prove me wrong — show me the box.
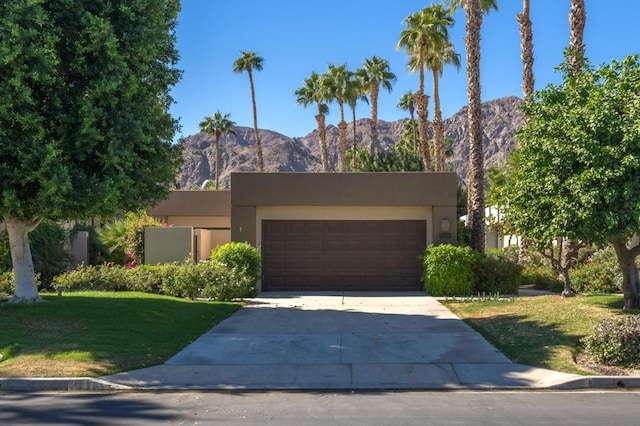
[101,292,590,390]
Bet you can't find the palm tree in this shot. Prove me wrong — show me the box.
[569,0,586,75]
[199,111,236,190]
[325,64,351,172]
[397,5,452,171]
[357,56,396,156]
[397,91,417,154]
[426,41,460,171]
[446,0,498,254]
[295,72,331,172]
[345,71,369,169]
[232,51,265,172]
[517,0,534,101]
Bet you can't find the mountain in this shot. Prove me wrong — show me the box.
[177,96,525,189]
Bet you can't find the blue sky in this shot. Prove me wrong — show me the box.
[170,1,640,140]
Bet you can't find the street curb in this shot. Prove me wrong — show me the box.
[550,376,640,390]
[0,378,132,392]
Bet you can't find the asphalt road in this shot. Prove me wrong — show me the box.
[1,390,639,425]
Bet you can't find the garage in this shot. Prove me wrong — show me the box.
[230,172,457,292]
[262,219,427,291]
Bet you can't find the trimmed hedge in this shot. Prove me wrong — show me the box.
[423,245,480,296]
[476,253,522,295]
[53,261,255,302]
[210,242,261,285]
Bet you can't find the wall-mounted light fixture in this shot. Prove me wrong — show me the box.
[440,218,451,233]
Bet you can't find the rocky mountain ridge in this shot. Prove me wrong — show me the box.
[177,96,525,189]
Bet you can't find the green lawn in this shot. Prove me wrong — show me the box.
[445,294,638,375]
[0,292,241,377]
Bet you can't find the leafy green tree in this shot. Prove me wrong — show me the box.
[0,0,182,302]
[503,55,640,310]
[232,51,265,172]
[199,111,236,190]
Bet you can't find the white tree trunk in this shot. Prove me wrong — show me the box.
[6,217,41,303]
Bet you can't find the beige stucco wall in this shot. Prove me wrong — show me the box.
[195,228,231,260]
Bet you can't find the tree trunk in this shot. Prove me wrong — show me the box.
[214,134,220,190]
[248,70,264,172]
[517,0,535,101]
[6,217,41,303]
[559,239,583,297]
[568,0,586,75]
[351,106,358,169]
[338,120,348,173]
[315,113,329,172]
[410,109,417,154]
[369,81,379,156]
[432,67,445,171]
[465,0,486,253]
[414,92,431,171]
[611,237,640,310]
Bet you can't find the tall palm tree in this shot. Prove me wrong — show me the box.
[232,51,265,172]
[397,91,418,154]
[325,64,351,172]
[357,56,396,156]
[569,0,586,74]
[199,111,236,190]
[447,0,498,254]
[426,41,460,171]
[397,5,452,171]
[517,0,534,101]
[295,72,331,172]
[345,71,369,169]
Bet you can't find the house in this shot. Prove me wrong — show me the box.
[148,172,457,292]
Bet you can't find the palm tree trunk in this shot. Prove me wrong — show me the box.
[215,134,220,190]
[517,0,535,101]
[338,101,347,172]
[248,70,265,172]
[351,106,357,169]
[432,67,445,171]
[465,0,486,253]
[569,0,586,74]
[414,92,431,171]
[369,81,379,156]
[410,109,417,154]
[316,113,329,172]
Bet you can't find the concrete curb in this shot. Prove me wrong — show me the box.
[2,375,639,392]
[0,378,132,392]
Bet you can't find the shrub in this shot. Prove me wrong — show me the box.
[210,242,261,285]
[521,266,563,292]
[476,253,522,295]
[582,316,640,367]
[422,244,480,296]
[0,271,14,294]
[53,263,132,291]
[29,220,73,289]
[570,246,621,294]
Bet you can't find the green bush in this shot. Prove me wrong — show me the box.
[570,246,621,294]
[0,271,14,294]
[210,242,261,285]
[582,316,640,367]
[476,253,522,295]
[521,266,563,292]
[422,244,480,296]
[53,260,255,302]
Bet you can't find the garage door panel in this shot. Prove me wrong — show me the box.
[262,220,426,291]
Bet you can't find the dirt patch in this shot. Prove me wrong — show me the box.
[574,351,640,376]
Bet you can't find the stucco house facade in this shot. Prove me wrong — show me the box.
[148,172,457,292]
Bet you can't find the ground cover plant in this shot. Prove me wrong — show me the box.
[445,294,640,375]
[0,292,240,378]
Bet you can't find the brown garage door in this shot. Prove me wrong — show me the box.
[262,220,427,291]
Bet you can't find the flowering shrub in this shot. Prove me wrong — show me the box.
[582,316,640,367]
[122,211,168,268]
